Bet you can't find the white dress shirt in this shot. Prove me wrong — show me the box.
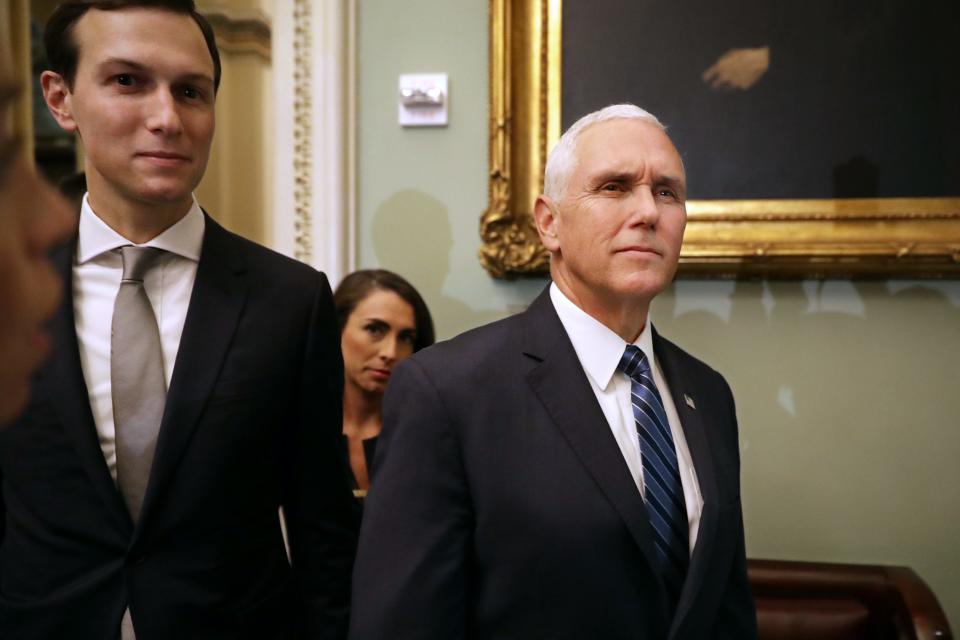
[550,283,703,552]
[73,194,205,481]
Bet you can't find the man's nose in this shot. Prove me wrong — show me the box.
[145,90,184,135]
[628,186,661,227]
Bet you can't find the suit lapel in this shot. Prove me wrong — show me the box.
[134,217,246,534]
[47,239,132,531]
[653,330,721,639]
[522,289,666,598]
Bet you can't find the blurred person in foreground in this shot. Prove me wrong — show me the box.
[0,2,357,638]
[334,269,434,499]
[0,50,74,426]
[350,104,757,639]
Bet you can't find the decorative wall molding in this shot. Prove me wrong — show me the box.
[272,0,356,284]
[291,0,313,263]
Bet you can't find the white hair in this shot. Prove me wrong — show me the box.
[543,104,665,202]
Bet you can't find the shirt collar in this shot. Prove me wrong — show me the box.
[76,192,205,264]
[549,282,656,390]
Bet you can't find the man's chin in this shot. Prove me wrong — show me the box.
[614,272,672,300]
[132,183,197,207]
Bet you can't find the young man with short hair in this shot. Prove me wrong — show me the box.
[0,2,358,638]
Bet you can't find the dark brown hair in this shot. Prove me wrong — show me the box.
[334,270,436,353]
[44,0,221,92]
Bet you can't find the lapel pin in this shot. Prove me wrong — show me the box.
[684,394,696,409]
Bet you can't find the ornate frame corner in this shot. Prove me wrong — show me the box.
[480,0,560,278]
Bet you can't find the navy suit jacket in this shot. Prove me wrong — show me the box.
[0,215,359,639]
[350,286,756,639]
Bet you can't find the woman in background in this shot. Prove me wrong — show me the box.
[0,54,73,425]
[334,269,434,496]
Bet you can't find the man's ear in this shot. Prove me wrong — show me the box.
[534,195,561,252]
[40,71,78,133]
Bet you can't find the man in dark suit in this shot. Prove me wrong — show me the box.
[350,104,757,639]
[0,2,358,638]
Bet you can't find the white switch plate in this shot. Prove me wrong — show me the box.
[399,73,448,127]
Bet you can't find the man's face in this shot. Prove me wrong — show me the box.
[543,118,687,309]
[55,8,216,212]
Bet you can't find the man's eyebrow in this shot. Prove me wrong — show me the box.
[657,175,687,194]
[98,58,214,86]
[98,57,148,71]
[587,170,686,191]
[588,170,634,185]
[178,72,215,87]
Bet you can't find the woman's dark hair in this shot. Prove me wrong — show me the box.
[334,270,435,353]
[44,0,221,92]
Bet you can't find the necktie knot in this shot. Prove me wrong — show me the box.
[618,344,651,382]
[120,246,162,283]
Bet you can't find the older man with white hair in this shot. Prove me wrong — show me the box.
[350,104,757,640]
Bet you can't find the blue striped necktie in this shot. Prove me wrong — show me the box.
[619,344,689,610]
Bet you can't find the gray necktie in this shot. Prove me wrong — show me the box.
[111,246,166,524]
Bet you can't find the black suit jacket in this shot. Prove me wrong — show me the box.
[350,287,756,639]
[0,215,359,639]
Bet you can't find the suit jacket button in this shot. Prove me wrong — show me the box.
[130,554,147,566]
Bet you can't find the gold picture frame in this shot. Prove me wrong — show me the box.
[479,0,960,278]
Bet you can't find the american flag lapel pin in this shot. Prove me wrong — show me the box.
[684,394,696,410]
